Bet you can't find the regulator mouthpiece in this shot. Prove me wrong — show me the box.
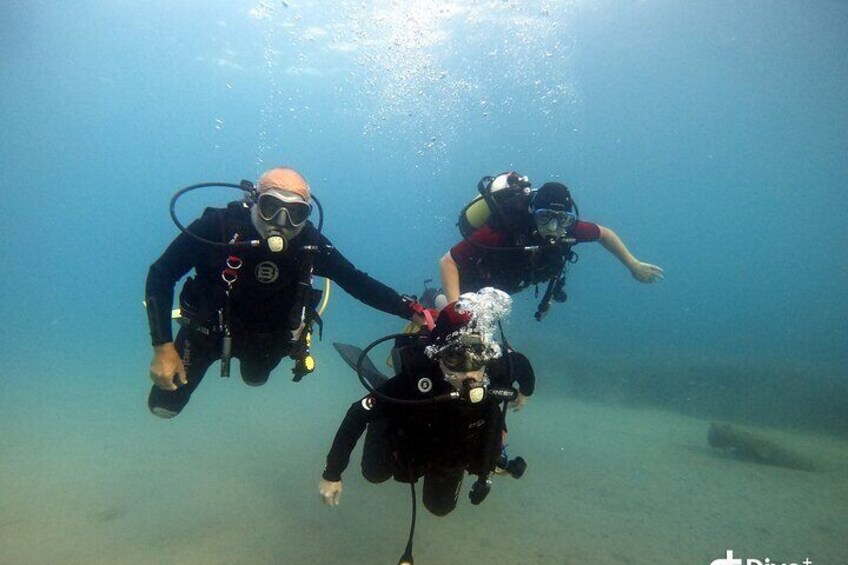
[464,378,486,403]
[468,387,486,403]
[267,234,286,253]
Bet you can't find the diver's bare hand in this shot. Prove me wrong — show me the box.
[319,479,343,506]
[149,343,187,390]
[630,261,664,283]
[510,392,529,412]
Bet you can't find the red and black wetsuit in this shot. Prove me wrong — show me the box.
[449,220,601,295]
[145,202,413,416]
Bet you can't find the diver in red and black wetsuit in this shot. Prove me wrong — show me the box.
[440,172,664,319]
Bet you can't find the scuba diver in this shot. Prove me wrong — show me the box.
[145,167,427,418]
[319,288,532,521]
[440,172,664,321]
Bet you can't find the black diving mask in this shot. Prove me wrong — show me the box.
[439,343,488,372]
[534,208,576,228]
[533,207,575,239]
[437,332,495,373]
[257,191,312,228]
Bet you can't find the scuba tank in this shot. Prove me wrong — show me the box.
[458,172,533,239]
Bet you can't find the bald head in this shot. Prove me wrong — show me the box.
[257,167,310,201]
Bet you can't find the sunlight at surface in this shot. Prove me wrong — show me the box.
[247,0,579,161]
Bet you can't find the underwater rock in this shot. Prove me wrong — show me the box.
[707,422,818,472]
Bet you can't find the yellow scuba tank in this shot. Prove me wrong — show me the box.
[459,172,532,237]
[464,195,491,230]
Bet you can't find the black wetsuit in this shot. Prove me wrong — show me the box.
[322,341,534,516]
[145,202,412,416]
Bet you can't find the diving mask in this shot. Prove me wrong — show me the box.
[436,332,498,373]
[533,207,576,239]
[257,190,312,228]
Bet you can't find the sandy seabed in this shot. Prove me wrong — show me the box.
[1,359,846,565]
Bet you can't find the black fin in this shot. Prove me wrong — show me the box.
[333,342,390,388]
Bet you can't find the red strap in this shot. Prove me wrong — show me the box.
[410,301,437,332]
[422,308,436,332]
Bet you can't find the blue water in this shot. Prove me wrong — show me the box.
[2,1,847,563]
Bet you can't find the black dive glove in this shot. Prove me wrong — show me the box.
[468,477,491,505]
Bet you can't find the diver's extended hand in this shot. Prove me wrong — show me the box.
[319,479,343,506]
[630,261,664,283]
[510,392,529,412]
[149,343,187,390]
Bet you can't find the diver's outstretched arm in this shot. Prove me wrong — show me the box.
[597,225,664,283]
[439,251,462,302]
